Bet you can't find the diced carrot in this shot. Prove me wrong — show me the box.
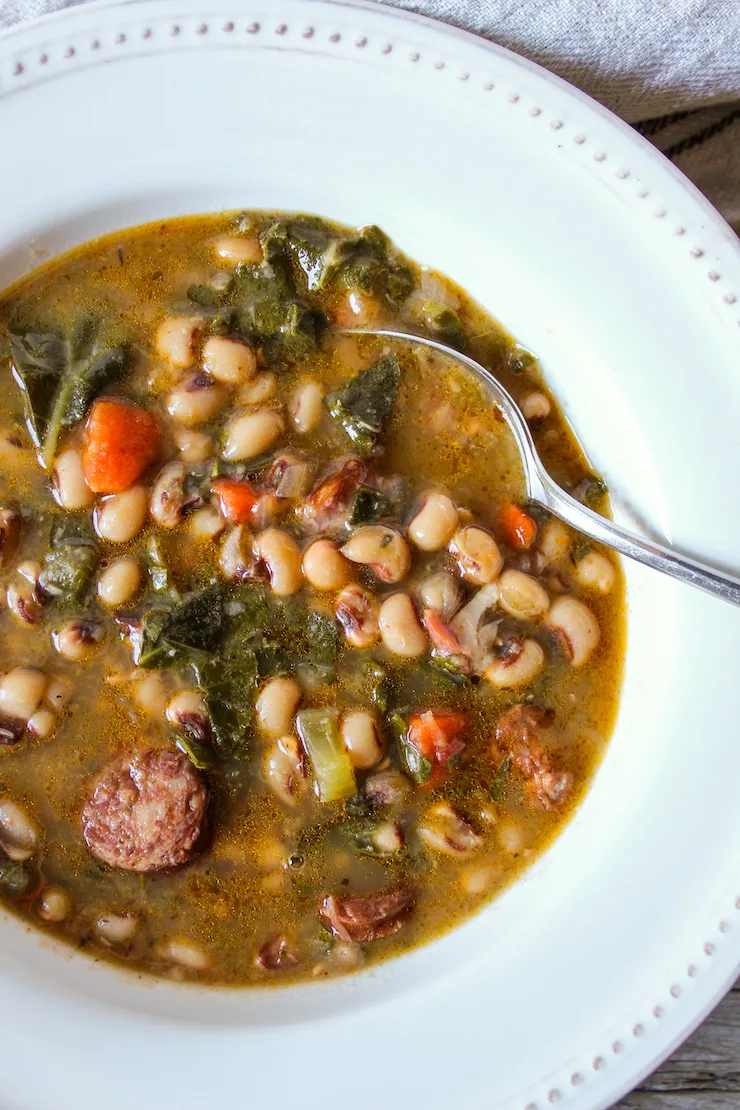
[211,478,260,524]
[82,400,160,494]
[407,709,467,765]
[498,501,537,549]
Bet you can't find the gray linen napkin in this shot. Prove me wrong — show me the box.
[1,0,739,233]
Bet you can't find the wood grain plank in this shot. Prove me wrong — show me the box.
[616,980,740,1108]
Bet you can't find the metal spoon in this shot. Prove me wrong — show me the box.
[342,328,740,607]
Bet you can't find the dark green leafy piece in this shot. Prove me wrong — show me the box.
[319,225,415,309]
[391,712,432,784]
[194,648,259,758]
[348,487,395,526]
[176,733,217,770]
[9,322,127,466]
[136,586,224,668]
[366,659,390,713]
[507,346,536,375]
[131,606,174,668]
[0,855,38,899]
[228,585,340,682]
[144,535,178,596]
[490,754,511,801]
[325,356,401,454]
[187,283,226,310]
[419,303,467,350]
[573,473,608,508]
[39,516,99,605]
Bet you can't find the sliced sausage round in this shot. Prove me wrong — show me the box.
[82,748,207,872]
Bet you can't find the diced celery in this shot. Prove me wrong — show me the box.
[296,708,356,803]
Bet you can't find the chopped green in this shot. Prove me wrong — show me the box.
[144,535,178,595]
[348,487,395,526]
[573,473,608,508]
[319,225,415,309]
[296,708,356,803]
[39,516,99,605]
[507,346,536,375]
[0,855,37,899]
[490,755,511,801]
[391,712,432,784]
[194,648,258,758]
[176,733,216,770]
[136,586,224,668]
[419,302,467,349]
[8,322,127,466]
[325,356,401,454]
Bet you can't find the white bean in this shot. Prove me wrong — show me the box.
[302,539,353,591]
[416,570,463,620]
[45,677,72,712]
[174,428,213,463]
[575,551,616,595]
[98,558,141,607]
[460,864,498,896]
[256,678,302,738]
[521,391,551,421]
[0,668,46,721]
[263,734,305,807]
[238,372,276,406]
[378,593,428,657]
[133,671,168,716]
[223,409,284,461]
[155,315,202,368]
[484,638,544,687]
[95,913,138,945]
[37,885,72,923]
[497,569,550,620]
[341,709,382,770]
[332,290,382,327]
[218,524,256,581]
[408,492,459,551]
[546,596,600,666]
[166,690,209,732]
[6,561,44,624]
[291,380,324,434]
[418,802,482,856]
[188,504,225,542]
[449,526,503,585]
[341,526,411,584]
[27,709,57,739]
[167,374,227,425]
[53,449,93,510]
[202,335,256,385]
[0,798,40,861]
[212,235,262,266]
[95,486,148,543]
[254,528,302,596]
[538,519,571,564]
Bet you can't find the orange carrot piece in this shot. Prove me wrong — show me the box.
[211,478,260,524]
[498,502,537,550]
[407,709,467,764]
[82,400,160,494]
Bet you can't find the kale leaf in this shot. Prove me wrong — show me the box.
[38,516,100,605]
[325,356,401,454]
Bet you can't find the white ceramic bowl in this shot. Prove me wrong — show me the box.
[1,3,739,1108]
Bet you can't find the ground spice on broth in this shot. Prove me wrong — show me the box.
[0,212,624,985]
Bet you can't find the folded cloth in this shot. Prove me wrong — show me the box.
[1,0,739,232]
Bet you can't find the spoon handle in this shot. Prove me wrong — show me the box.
[537,471,740,607]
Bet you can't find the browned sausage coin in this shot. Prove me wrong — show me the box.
[82,748,207,872]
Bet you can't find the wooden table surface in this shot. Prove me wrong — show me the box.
[615,979,739,1108]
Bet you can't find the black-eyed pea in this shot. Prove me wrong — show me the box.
[498,820,528,855]
[53,619,105,662]
[98,557,142,607]
[0,798,40,861]
[460,864,499,896]
[218,525,257,581]
[95,914,139,946]
[449,526,503,585]
[223,409,284,461]
[418,802,482,856]
[188,504,225,542]
[497,569,550,620]
[37,884,72,923]
[538,519,571,564]
[335,584,380,648]
[484,638,544,688]
[407,491,459,551]
[256,677,302,738]
[238,372,276,406]
[94,486,148,543]
[6,561,44,624]
[546,596,600,666]
[416,570,463,620]
[290,379,324,434]
[302,539,354,591]
[212,235,262,266]
[155,315,202,368]
[173,428,213,463]
[340,526,411,584]
[378,593,428,657]
[521,391,551,422]
[574,551,616,595]
[0,667,47,722]
[156,936,212,971]
[27,708,57,739]
[341,709,383,770]
[254,528,302,596]
[263,735,305,807]
[132,671,169,717]
[202,336,256,385]
[167,373,228,425]
[53,449,93,510]
[166,690,211,740]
